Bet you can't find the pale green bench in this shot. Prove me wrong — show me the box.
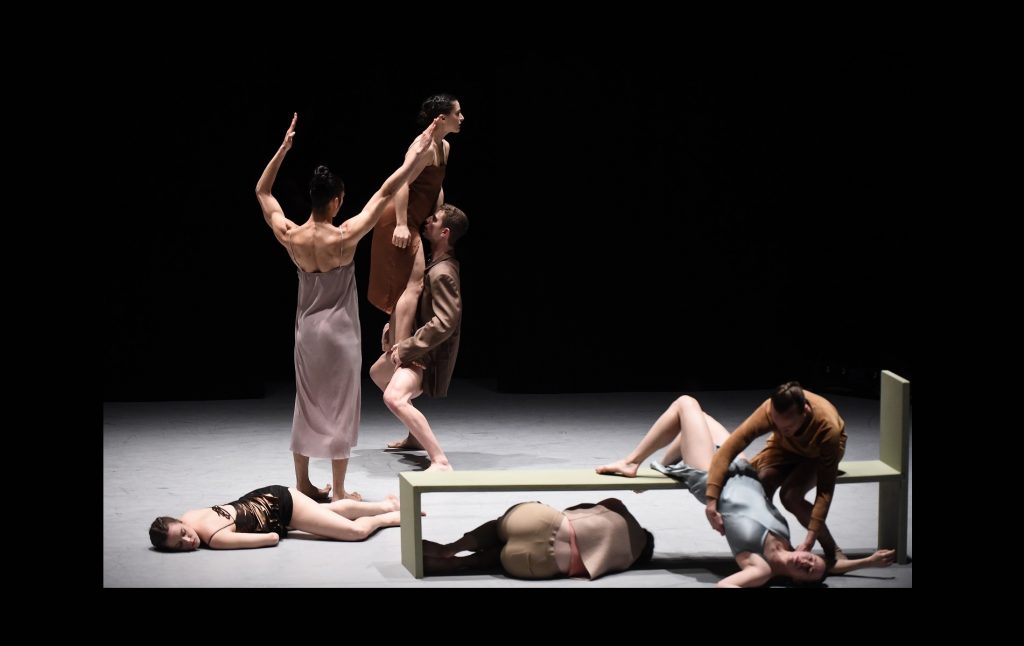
[398,370,911,578]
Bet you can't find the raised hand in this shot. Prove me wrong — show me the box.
[410,116,442,158]
[281,112,297,152]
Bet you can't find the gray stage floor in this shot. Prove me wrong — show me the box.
[103,380,912,587]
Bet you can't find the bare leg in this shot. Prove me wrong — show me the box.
[293,453,331,502]
[324,494,405,519]
[596,395,715,476]
[331,458,361,502]
[370,352,396,392]
[704,412,749,461]
[778,460,841,557]
[392,241,426,344]
[383,366,451,470]
[288,488,401,541]
[371,350,425,450]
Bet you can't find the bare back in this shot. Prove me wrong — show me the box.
[181,507,235,545]
[284,219,351,272]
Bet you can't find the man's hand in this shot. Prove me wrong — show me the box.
[381,323,392,352]
[797,530,818,553]
[705,500,725,535]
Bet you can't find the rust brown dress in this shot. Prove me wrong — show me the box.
[367,145,446,314]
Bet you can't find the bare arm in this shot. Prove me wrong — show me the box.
[255,112,300,246]
[392,182,412,248]
[341,118,440,247]
[827,549,895,575]
[208,531,280,550]
[718,554,772,588]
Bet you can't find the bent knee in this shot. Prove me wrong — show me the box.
[674,394,701,413]
[780,488,809,510]
[383,388,410,411]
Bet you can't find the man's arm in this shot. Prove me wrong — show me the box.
[255,113,299,246]
[393,268,461,364]
[704,402,772,532]
[797,432,844,550]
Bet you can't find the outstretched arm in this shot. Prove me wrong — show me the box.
[827,549,896,575]
[718,554,772,588]
[255,113,300,245]
[208,531,280,550]
[341,118,440,246]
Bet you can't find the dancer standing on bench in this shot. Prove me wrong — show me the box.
[597,393,893,587]
[369,204,468,471]
[421,498,654,580]
[256,113,440,501]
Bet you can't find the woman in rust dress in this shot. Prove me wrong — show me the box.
[368,94,465,348]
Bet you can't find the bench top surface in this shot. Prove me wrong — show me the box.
[399,460,902,491]
[399,468,682,491]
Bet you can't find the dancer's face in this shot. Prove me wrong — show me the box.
[166,522,200,551]
[440,101,464,134]
[769,403,809,438]
[422,210,447,245]
[786,550,826,583]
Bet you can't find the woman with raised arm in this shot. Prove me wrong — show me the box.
[256,113,439,502]
[368,96,464,397]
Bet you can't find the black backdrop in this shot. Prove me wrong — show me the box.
[105,51,912,400]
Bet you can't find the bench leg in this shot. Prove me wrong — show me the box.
[878,478,909,564]
[400,478,424,578]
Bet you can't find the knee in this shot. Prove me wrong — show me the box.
[369,361,389,389]
[674,395,701,414]
[780,486,808,511]
[383,387,408,412]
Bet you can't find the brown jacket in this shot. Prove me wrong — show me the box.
[705,390,846,533]
[564,498,647,579]
[394,255,462,397]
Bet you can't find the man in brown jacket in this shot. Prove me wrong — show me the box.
[369,204,468,471]
[704,381,847,561]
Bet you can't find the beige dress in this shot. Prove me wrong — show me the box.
[290,264,360,459]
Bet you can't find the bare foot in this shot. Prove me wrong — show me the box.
[386,435,423,450]
[333,490,362,502]
[425,462,453,472]
[298,482,333,502]
[384,494,400,512]
[595,460,639,478]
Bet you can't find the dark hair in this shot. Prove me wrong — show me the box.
[309,165,345,210]
[438,204,468,245]
[149,516,178,551]
[417,93,458,126]
[633,529,655,567]
[770,381,806,415]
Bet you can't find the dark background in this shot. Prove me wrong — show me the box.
[105,51,912,401]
